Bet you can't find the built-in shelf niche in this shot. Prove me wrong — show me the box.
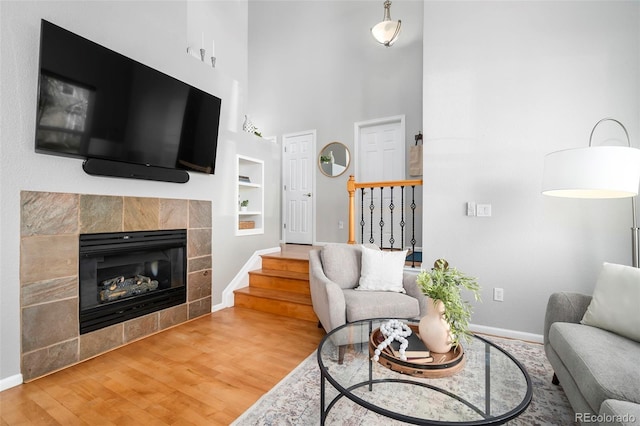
[236,154,264,236]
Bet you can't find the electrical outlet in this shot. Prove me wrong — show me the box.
[493,287,504,302]
[338,220,344,229]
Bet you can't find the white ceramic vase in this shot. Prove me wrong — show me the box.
[418,297,453,353]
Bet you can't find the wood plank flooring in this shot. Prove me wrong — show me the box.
[0,307,326,425]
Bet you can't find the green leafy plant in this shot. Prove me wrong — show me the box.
[320,155,331,164]
[416,259,481,347]
[240,200,249,207]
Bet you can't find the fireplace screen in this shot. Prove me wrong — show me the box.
[79,229,187,334]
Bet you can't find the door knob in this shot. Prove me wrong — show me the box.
[304,193,312,197]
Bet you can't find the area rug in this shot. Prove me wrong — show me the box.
[231,336,576,425]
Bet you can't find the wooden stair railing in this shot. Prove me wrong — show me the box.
[347,175,423,265]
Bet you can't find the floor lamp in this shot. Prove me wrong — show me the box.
[542,118,640,268]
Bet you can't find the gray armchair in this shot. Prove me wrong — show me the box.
[309,243,427,346]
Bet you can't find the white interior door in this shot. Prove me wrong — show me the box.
[282,130,315,244]
[355,116,405,249]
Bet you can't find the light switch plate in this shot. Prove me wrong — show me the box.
[466,202,476,216]
[477,203,492,217]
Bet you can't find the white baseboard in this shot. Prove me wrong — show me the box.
[0,373,23,391]
[211,302,226,312]
[470,323,543,344]
[220,246,281,308]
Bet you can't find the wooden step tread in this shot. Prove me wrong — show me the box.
[249,268,309,281]
[262,251,313,261]
[262,254,310,262]
[234,287,312,306]
[260,255,309,274]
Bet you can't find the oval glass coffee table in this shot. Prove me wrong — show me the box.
[317,318,532,425]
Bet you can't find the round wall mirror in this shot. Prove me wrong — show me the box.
[319,142,350,177]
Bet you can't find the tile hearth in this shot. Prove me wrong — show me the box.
[20,191,212,381]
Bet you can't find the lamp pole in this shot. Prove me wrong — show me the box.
[590,119,639,268]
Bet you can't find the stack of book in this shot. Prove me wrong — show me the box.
[375,330,433,364]
[389,332,433,363]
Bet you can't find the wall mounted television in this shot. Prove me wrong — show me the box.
[35,20,222,183]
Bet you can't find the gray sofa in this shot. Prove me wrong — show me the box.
[544,292,640,425]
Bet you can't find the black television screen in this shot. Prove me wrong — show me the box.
[35,20,222,175]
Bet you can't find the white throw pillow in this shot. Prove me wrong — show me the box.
[581,262,640,342]
[356,246,407,293]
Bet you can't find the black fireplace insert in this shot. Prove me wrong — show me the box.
[79,229,187,334]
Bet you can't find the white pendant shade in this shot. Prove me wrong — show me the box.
[371,20,401,46]
[542,146,640,199]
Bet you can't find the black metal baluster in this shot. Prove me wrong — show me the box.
[379,187,384,249]
[389,186,395,250]
[400,186,405,256]
[411,185,417,268]
[360,188,365,244]
[369,188,375,244]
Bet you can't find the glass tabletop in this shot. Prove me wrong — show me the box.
[317,318,532,425]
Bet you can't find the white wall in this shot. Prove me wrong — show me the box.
[248,0,424,245]
[0,0,280,386]
[423,1,640,336]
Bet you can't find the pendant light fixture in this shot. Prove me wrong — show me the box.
[371,0,401,47]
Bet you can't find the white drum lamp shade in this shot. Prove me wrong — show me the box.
[542,118,640,267]
[542,146,640,199]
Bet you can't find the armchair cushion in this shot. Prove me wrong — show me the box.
[581,262,640,342]
[344,289,419,322]
[320,244,362,288]
[320,243,367,289]
[356,246,407,293]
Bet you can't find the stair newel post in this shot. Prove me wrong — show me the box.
[347,175,356,244]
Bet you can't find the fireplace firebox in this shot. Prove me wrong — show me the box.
[79,229,187,334]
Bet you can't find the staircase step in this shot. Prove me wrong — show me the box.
[233,287,317,322]
[261,255,309,274]
[248,269,310,295]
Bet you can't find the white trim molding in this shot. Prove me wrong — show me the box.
[470,323,543,344]
[0,374,23,392]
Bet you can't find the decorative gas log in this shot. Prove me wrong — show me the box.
[99,275,159,302]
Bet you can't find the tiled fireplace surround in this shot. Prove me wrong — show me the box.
[20,191,212,381]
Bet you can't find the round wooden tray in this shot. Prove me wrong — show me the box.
[369,324,465,378]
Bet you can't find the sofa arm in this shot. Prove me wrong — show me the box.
[543,292,592,345]
[309,249,347,333]
[403,270,427,318]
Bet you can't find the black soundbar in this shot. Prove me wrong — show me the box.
[82,158,189,183]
